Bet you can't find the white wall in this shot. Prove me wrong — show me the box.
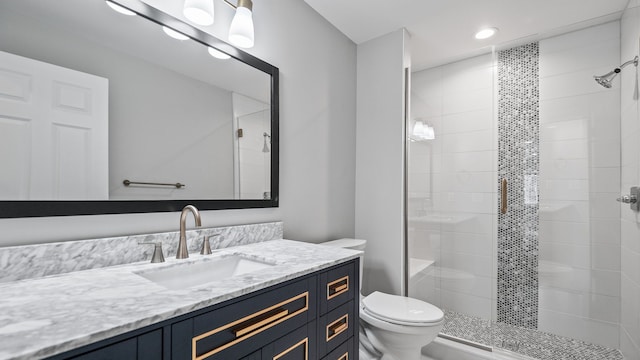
[355,29,409,296]
[0,0,357,246]
[620,3,640,359]
[538,22,621,348]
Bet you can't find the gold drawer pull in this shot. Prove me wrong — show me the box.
[192,292,309,360]
[327,276,349,300]
[234,309,289,337]
[338,353,348,360]
[326,314,349,341]
[273,337,308,360]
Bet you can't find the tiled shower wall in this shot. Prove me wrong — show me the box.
[620,2,640,359]
[538,22,621,349]
[409,54,496,320]
[497,42,540,329]
[410,21,623,351]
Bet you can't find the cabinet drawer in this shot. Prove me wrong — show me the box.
[319,262,355,315]
[262,322,317,360]
[318,300,354,357]
[190,277,317,360]
[321,337,353,360]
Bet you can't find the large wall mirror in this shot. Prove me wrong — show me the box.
[0,0,279,218]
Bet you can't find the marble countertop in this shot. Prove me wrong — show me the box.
[0,239,360,360]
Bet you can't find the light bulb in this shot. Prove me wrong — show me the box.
[105,1,136,16]
[208,47,231,60]
[475,27,498,40]
[229,6,254,48]
[183,0,214,26]
[162,26,189,41]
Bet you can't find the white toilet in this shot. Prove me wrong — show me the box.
[321,239,444,360]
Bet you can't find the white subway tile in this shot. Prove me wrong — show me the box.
[590,192,622,219]
[592,243,621,271]
[591,218,621,244]
[442,87,493,115]
[539,201,589,222]
[538,309,620,348]
[539,287,620,323]
[439,289,492,319]
[539,220,589,245]
[441,130,494,154]
[539,242,590,269]
[589,167,621,193]
[441,109,493,134]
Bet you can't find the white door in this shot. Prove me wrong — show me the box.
[0,50,108,200]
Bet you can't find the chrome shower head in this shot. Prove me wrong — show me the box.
[594,56,638,88]
[594,70,618,88]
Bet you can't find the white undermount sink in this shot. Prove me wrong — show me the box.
[134,255,276,290]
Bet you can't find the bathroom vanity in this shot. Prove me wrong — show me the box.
[0,238,359,360]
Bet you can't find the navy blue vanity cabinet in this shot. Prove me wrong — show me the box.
[318,261,358,360]
[184,276,317,360]
[52,259,358,360]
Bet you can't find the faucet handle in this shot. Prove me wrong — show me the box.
[201,234,220,255]
[139,242,165,263]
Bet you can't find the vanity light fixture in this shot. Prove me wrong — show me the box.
[412,120,435,140]
[105,1,136,16]
[183,0,215,26]
[227,0,255,48]
[475,27,498,40]
[208,47,231,59]
[162,26,190,40]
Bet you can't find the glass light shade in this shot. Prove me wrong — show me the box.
[106,1,136,16]
[412,120,435,140]
[208,47,231,60]
[228,7,254,48]
[183,0,214,26]
[162,26,189,41]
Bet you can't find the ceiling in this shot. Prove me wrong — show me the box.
[303,0,630,71]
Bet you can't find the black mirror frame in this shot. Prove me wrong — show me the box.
[0,0,279,218]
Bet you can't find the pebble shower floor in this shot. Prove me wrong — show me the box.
[440,310,623,360]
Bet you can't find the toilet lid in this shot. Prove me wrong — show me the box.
[362,291,444,325]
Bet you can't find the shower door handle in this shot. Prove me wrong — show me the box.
[501,179,508,214]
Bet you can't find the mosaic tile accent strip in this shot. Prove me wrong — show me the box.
[441,310,623,360]
[497,42,540,329]
[0,221,283,283]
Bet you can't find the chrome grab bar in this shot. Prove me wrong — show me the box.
[123,179,185,189]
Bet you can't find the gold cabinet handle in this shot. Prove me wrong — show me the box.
[234,309,289,337]
[501,178,508,214]
[338,353,348,360]
[273,338,308,360]
[327,276,349,300]
[192,292,309,360]
[326,314,349,341]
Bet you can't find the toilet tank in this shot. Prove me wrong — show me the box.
[321,238,366,294]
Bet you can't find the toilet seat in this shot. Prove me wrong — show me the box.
[362,291,444,326]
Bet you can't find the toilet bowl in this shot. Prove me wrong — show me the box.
[321,239,444,360]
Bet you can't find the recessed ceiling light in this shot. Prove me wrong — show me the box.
[105,1,136,16]
[162,26,189,41]
[475,27,498,40]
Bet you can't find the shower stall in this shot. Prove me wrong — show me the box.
[407,15,639,359]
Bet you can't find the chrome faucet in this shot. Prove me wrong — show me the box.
[176,205,202,259]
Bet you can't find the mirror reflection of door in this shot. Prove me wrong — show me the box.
[0,50,108,200]
[232,93,271,200]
